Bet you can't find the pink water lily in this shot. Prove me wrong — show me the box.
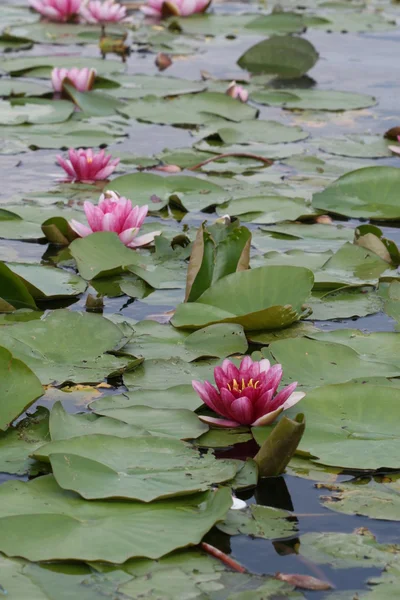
[80,0,130,22]
[226,81,249,103]
[193,357,304,428]
[389,135,400,156]
[57,148,119,183]
[141,0,210,18]
[29,0,82,21]
[51,67,96,93]
[70,191,161,248]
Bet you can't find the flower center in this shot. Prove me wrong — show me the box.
[87,157,93,163]
[227,378,260,392]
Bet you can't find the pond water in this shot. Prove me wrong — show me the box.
[1,0,400,598]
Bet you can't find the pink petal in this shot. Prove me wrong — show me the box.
[192,380,220,414]
[69,220,93,237]
[229,396,254,425]
[127,231,160,248]
[198,415,241,428]
[221,359,239,380]
[282,391,305,410]
[251,406,284,427]
[268,382,298,412]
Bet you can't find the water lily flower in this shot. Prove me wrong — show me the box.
[51,67,96,93]
[80,0,130,23]
[193,357,304,428]
[70,191,160,248]
[29,0,82,21]
[226,81,249,103]
[140,0,210,18]
[389,135,400,156]
[57,148,120,183]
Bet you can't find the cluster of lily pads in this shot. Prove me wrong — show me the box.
[1,0,400,597]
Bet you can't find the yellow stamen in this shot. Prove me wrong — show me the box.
[227,378,260,392]
[87,157,93,163]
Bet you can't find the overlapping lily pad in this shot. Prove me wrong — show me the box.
[0,345,43,431]
[0,310,137,384]
[33,434,238,501]
[0,475,232,562]
[172,265,314,330]
[313,166,400,220]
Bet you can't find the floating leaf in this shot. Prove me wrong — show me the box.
[313,166,400,220]
[238,35,318,77]
[0,407,49,474]
[120,92,257,126]
[34,434,238,501]
[0,346,43,431]
[0,310,137,384]
[319,477,400,521]
[253,89,376,111]
[217,504,297,540]
[0,475,231,562]
[121,321,248,361]
[172,266,314,331]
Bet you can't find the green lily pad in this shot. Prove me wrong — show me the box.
[91,405,207,440]
[310,329,400,369]
[0,345,43,431]
[265,337,400,391]
[121,320,247,361]
[90,385,202,412]
[0,117,126,150]
[122,357,217,390]
[0,310,137,385]
[8,22,125,46]
[107,74,207,99]
[195,427,253,449]
[33,434,238,501]
[307,287,384,320]
[217,195,314,224]
[0,98,74,125]
[299,531,400,569]
[217,504,297,540]
[282,383,400,470]
[49,401,149,440]
[107,172,225,210]
[0,262,37,311]
[320,477,400,521]
[6,262,86,299]
[237,35,319,77]
[253,223,353,254]
[313,166,400,220]
[252,89,376,111]
[1,56,125,77]
[0,407,49,474]
[171,266,314,331]
[206,119,308,144]
[120,92,257,126]
[0,78,50,97]
[320,135,396,158]
[63,84,125,118]
[0,475,231,562]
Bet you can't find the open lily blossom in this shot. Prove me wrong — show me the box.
[389,135,400,156]
[29,0,82,21]
[57,148,120,183]
[193,357,305,428]
[80,0,130,23]
[70,191,161,248]
[226,81,249,103]
[141,0,210,17]
[51,67,96,93]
